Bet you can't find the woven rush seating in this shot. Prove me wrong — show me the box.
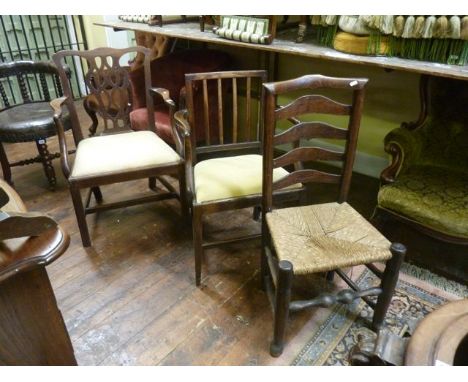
[266,202,392,275]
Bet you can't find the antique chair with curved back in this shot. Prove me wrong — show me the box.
[174,70,304,285]
[261,74,406,357]
[373,75,468,280]
[0,61,71,189]
[52,46,187,247]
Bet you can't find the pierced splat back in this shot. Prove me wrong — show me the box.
[53,46,154,144]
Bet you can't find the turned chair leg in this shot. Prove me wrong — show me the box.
[270,260,293,357]
[193,206,204,286]
[36,139,56,190]
[69,185,91,247]
[0,142,13,186]
[326,271,335,281]
[372,242,406,330]
[252,205,261,221]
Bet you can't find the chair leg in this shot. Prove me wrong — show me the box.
[370,207,388,231]
[326,271,335,282]
[260,247,268,291]
[372,243,406,330]
[252,205,261,221]
[148,177,157,191]
[91,186,103,203]
[83,97,99,137]
[69,185,91,247]
[0,142,13,186]
[270,260,293,357]
[36,139,56,190]
[178,166,190,222]
[193,206,203,286]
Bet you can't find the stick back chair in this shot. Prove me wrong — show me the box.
[52,46,187,247]
[262,74,406,357]
[174,70,303,285]
[0,61,71,189]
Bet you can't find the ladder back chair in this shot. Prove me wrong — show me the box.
[262,74,406,357]
[174,70,302,285]
[52,46,187,247]
[0,61,71,189]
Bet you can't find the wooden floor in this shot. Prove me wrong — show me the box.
[3,102,384,365]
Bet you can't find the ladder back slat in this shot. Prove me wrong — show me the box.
[274,146,344,168]
[273,169,341,191]
[276,94,351,120]
[274,121,348,145]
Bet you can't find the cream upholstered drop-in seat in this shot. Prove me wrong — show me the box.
[194,154,301,203]
[70,130,181,179]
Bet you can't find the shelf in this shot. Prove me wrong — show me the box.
[96,21,468,81]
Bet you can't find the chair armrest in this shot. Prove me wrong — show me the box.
[150,87,176,110]
[149,87,185,154]
[0,210,58,241]
[380,126,423,184]
[174,109,195,201]
[50,97,72,178]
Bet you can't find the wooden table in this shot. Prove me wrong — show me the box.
[405,299,468,366]
[96,21,468,81]
[0,180,76,365]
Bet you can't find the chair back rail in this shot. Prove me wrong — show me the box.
[263,74,368,211]
[184,70,267,164]
[0,60,67,109]
[53,46,154,144]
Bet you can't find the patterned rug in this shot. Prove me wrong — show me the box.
[292,263,467,365]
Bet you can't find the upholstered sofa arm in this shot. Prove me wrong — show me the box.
[380,127,424,184]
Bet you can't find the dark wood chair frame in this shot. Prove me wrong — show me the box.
[52,46,187,247]
[0,61,71,189]
[261,74,406,357]
[174,70,304,285]
[373,74,468,246]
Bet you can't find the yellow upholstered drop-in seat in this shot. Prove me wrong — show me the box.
[70,130,181,179]
[193,154,301,203]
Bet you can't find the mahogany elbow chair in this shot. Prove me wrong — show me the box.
[174,70,303,285]
[51,46,187,247]
[261,74,406,357]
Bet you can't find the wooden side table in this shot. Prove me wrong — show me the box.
[405,299,468,366]
[0,180,76,365]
